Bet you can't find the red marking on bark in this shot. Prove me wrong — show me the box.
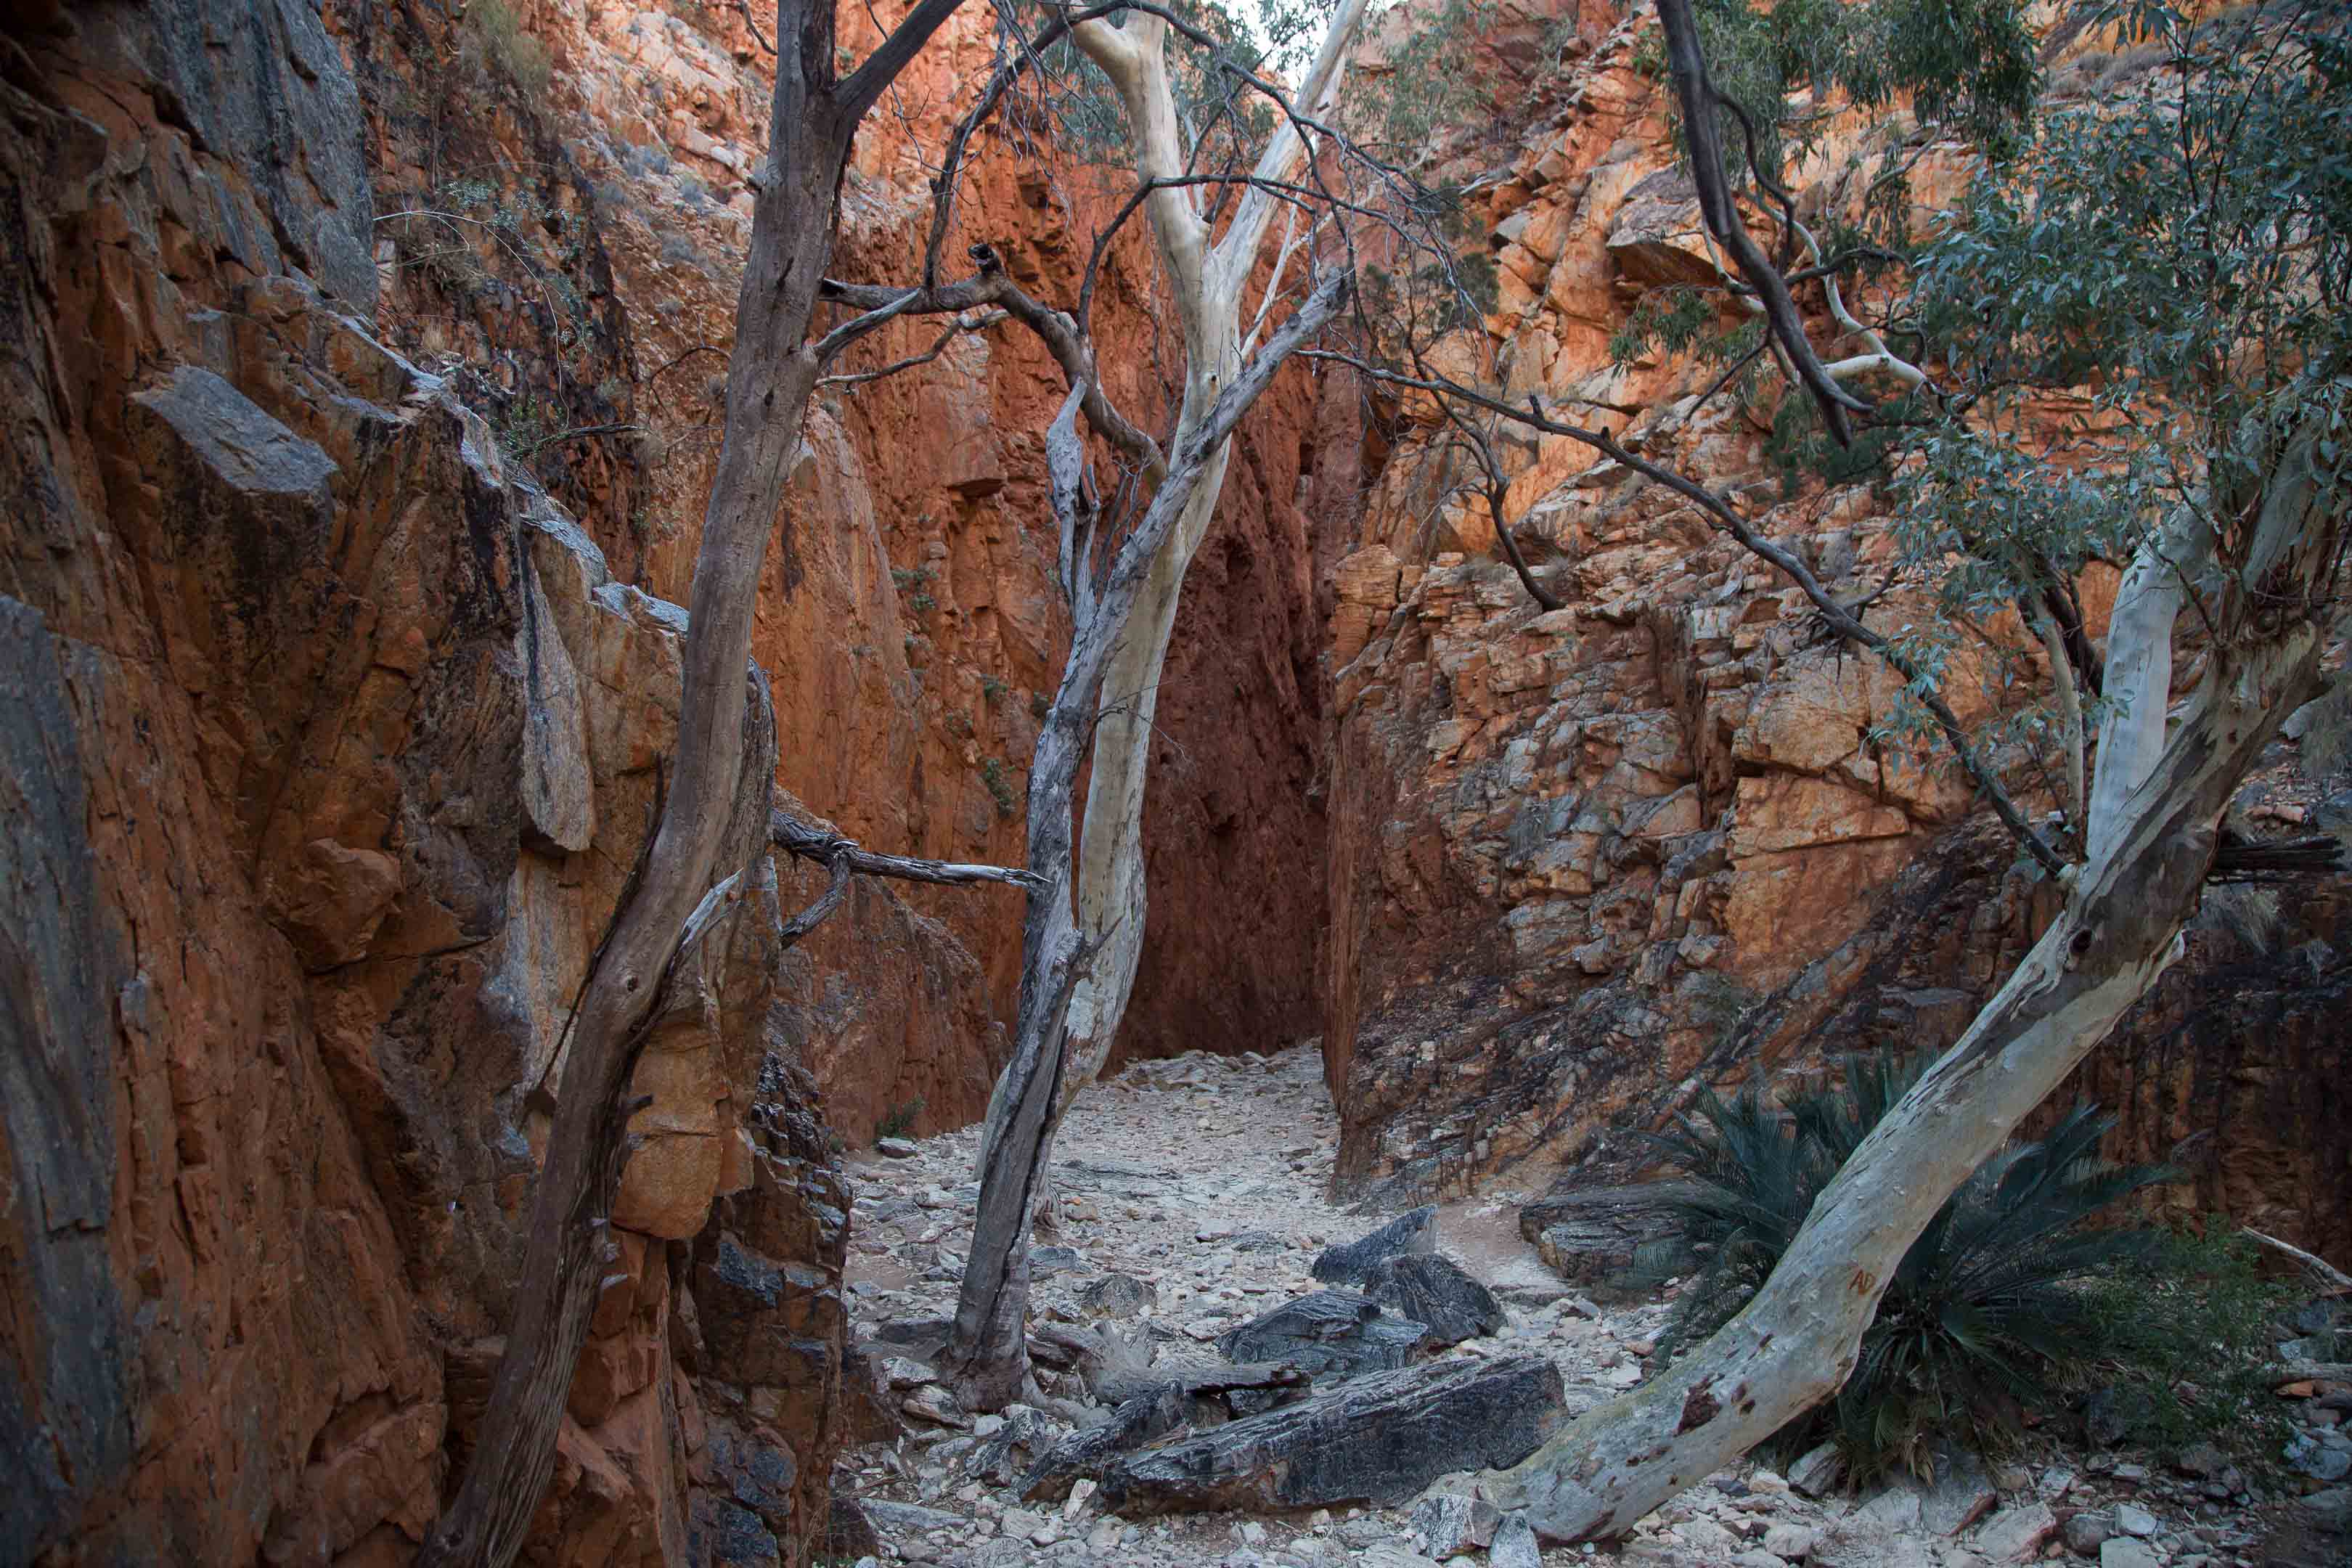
[1677,1381,1721,1434]
[1849,1268,1877,1294]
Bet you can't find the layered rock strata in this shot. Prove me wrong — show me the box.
[1,3,845,1559]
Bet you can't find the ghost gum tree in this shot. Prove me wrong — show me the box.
[1328,0,2351,1539]
[812,0,1621,1408]
[814,0,1395,1410]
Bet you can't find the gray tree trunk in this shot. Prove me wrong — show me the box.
[1491,440,2339,1542]
[415,2,968,1561]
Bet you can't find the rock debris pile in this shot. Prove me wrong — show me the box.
[820,1044,2343,1568]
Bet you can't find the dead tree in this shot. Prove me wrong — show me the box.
[414,1,974,1561]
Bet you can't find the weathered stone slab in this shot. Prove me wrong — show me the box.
[1313,1205,1440,1284]
[1091,1355,1568,1514]
[1519,1183,1705,1284]
[1216,1291,1429,1381]
[1361,1254,1508,1347]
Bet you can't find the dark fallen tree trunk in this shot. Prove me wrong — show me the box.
[1095,1358,1312,1411]
[1021,1362,1313,1503]
[1089,1355,1567,1515]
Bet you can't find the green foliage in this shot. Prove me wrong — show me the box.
[875,1095,926,1145]
[1765,382,1918,497]
[2076,1224,2300,1463]
[1683,0,2038,183]
[980,674,1010,707]
[1359,0,1499,160]
[1609,287,1715,368]
[457,0,552,100]
[2300,668,2352,782]
[1787,2,2352,799]
[1900,1,2352,621]
[1643,1055,2172,1484]
[980,757,1018,818]
[495,393,555,465]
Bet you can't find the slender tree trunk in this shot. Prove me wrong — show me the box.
[946,274,1352,1408]
[416,0,971,1557]
[1058,0,1371,1097]
[1492,433,2338,1542]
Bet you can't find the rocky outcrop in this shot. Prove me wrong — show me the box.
[1315,0,2351,1260]
[0,4,847,1559]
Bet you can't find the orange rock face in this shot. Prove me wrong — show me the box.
[341,0,1339,1143]
[4,0,1340,1560]
[1315,0,2350,1262]
[0,2,854,1561]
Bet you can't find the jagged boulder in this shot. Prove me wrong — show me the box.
[1313,1206,1441,1284]
[1216,1291,1430,1381]
[1361,1254,1508,1347]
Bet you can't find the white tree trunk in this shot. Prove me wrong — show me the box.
[1056,0,1370,1090]
[1493,430,2338,1540]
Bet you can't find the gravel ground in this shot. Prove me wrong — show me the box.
[826,1042,2315,1568]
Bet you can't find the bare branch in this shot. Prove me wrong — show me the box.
[834,0,970,128]
[1654,0,1869,442]
[769,807,1045,890]
[2030,597,2088,828]
[817,310,1007,390]
[823,250,1168,484]
[2244,1228,2352,1291]
[778,849,853,946]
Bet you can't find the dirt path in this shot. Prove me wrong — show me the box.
[826,1044,2277,1568]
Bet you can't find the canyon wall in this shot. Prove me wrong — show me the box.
[1317,1,2351,1257]
[331,0,1337,1145]
[1,0,1342,1559]
[1,0,2344,1562]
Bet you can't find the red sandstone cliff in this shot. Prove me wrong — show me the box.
[1315,0,2350,1254]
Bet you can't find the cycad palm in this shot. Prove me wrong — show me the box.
[1643,1054,2171,1482]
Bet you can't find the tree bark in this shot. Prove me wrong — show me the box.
[1057,0,1372,1101]
[415,1,968,1561]
[944,272,1352,1409]
[1490,428,2339,1543]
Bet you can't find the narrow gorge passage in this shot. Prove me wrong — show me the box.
[824,1046,2280,1568]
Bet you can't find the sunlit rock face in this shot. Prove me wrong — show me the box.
[1315,0,2350,1262]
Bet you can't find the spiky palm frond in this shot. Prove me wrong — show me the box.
[1646,1053,2170,1482]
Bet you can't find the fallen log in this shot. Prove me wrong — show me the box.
[1026,1358,1318,1500]
[1095,1358,1312,1411]
[1023,1384,1193,1503]
[2270,1360,2352,1389]
[1093,1355,1567,1514]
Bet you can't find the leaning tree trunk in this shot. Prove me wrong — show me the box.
[415,1,968,1560]
[945,274,1352,1409]
[1055,0,1373,1111]
[1492,441,2339,1542]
